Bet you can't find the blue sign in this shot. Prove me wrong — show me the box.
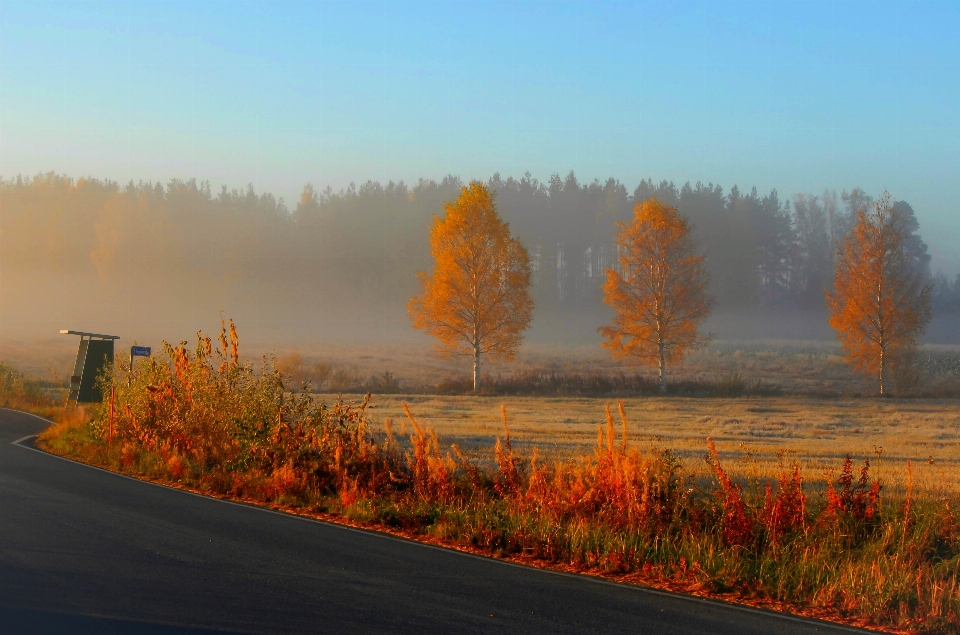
[131,346,151,357]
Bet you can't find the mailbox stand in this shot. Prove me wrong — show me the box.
[61,330,119,407]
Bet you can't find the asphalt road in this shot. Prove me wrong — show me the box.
[0,408,869,635]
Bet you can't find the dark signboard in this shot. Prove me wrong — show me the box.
[68,339,114,403]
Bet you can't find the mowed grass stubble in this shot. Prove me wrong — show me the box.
[339,393,960,498]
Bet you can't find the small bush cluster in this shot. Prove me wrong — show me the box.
[0,361,49,409]
[37,324,960,634]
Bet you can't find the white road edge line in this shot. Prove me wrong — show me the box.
[2,407,56,424]
[4,408,872,634]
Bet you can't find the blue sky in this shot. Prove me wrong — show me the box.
[1,0,958,272]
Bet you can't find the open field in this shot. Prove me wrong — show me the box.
[275,340,960,397]
[334,394,960,497]
[6,333,960,399]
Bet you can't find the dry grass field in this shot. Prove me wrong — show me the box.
[330,393,960,498]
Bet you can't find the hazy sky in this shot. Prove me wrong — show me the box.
[1,0,958,273]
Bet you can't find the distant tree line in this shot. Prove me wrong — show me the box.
[2,171,957,316]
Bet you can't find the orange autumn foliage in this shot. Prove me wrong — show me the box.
[826,192,932,395]
[408,182,533,391]
[600,198,712,393]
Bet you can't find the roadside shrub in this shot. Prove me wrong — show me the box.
[0,361,49,408]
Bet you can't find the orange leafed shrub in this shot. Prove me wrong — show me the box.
[761,464,806,545]
[513,401,685,533]
[98,321,409,501]
[820,455,881,527]
[402,403,455,504]
[707,437,754,547]
[494,405,522,497]
[166,453,188,480]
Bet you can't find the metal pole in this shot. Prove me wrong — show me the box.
[109,385,115,446]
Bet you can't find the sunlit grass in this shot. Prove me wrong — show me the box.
[335,392,960,498]
[1,360,91,432]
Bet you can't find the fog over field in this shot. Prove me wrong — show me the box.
[2,172,958,365]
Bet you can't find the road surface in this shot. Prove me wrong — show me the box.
[0,408,868,634]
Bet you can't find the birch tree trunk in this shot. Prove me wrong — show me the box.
[658,338,667,394]
[473,338,481,392]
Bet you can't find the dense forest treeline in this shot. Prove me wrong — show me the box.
[2,171,959,321]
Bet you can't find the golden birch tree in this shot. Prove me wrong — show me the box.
[600,198,712,393]
[826,192,932,396]
[408,182,533,391]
